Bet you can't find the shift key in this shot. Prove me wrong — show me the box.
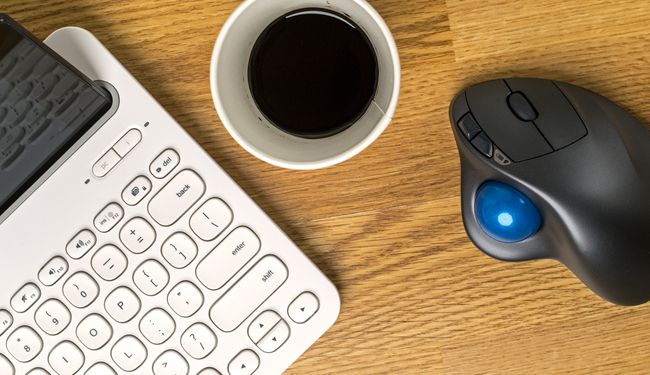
[210,255,288,332]
[148,169,205,226]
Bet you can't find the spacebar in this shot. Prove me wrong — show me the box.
[209,255,288,332]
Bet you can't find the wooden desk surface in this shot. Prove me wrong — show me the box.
[5,0,650,373]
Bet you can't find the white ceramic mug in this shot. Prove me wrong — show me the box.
[210,0,400,170]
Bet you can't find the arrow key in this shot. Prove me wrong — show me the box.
[257,320,290,353]
[228,350,259,375]
[288,292,320,324]
[248,310,281,344]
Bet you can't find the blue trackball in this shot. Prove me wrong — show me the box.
[474,181,542,243]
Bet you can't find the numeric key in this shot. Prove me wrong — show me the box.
[7,326,42,362]
[35,299,71,335]
[63,272,99,308]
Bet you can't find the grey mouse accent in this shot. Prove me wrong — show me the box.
[449,78,650,306]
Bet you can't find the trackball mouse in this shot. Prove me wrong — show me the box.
[449,78,650,305]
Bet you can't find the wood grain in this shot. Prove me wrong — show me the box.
[4,0,650,373]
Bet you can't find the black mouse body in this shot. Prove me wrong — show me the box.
[450,78,650,305]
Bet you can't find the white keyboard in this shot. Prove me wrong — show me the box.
[0,27,340,374]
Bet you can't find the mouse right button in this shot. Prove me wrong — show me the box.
[506,78,587,150]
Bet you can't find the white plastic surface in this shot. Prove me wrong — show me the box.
[0,27,340,375]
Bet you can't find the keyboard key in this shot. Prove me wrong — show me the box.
[11,283,41,313]
[148,169,206,226]
[196,227,261,290]
[288,292,320,324]
[258,320,290,353]
[26,368,48,374]
[133,259,169,296]
[111,335,147,372]
[35,299,71,335]
[139,308,175,345]
[168,281,203,318]
[113,128,142,157]
[210,256,288,332]
[76,314,113,350]
[248,310,281,344]
[228,350,259,375]
[122,175,152,206]
[92,149,121,178]
[161,232,198,269]
[181,323,217,360]
[189,198,233,241]
[38,256,69,286]
[153,350,189,375]
[0,353,14,374]
[65,229,97,259]
[7,326,42,362]
[91,245,128,281]
[63,272,99,308]
[150,148,180,179]
[0,309,13,336]
[93,203,124,233]
[119,217,156,254]
[85,363,117,375]
[49,341,84,375]
[105,286,141,323]
[198,369,222,375]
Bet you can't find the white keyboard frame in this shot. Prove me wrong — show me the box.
[0,27,340,374]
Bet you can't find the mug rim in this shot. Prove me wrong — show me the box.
[210,0,401,170]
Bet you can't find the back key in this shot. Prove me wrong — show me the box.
[148,169,206,226]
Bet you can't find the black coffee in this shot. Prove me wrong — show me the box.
[249,8,378,139]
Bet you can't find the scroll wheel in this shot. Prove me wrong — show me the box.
[507,92,538,121]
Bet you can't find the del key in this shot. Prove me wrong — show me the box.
[210,255,288,332]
